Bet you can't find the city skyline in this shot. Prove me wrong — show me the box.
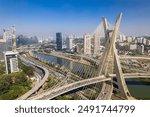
[0,0,150,37]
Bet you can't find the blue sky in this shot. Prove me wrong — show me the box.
[0,0,150,37]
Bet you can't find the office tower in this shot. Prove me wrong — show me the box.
[56,32,63,51]
[66,35,73,50]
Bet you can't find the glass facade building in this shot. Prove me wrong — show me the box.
[56,32,63,51]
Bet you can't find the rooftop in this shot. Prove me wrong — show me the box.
[4,51,18,55]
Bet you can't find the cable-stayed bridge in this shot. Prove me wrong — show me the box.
[18,13,150,100]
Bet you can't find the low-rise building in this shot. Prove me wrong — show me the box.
[4,51,19,74]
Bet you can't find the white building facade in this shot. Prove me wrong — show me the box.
[83,34,91,55]
[4,51,19,74]
[66,35,73,50]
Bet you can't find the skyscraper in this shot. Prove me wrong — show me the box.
[83,34,91,55]
[56,32,63,51]
[66,35,73,50]
[93,34,100,56]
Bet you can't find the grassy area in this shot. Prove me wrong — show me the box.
[54,94,80,100]
[18,59,34,77]
[42,74,60,90]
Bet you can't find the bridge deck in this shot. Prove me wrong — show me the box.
[29,76,111,100]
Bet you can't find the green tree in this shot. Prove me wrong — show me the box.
[13,72,27,85]
[0,64,5,75]
[18,59,34,77]
[0,75,13,94]
[0,72,32,100]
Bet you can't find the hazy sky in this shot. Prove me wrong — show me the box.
[0,0,150,37]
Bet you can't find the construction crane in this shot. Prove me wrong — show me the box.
[11,26,17,52]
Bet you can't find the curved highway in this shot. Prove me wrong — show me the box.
[17,55,49,100]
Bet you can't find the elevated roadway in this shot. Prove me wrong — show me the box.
[28,72,150,100]
[109,73,150,79]
[120,56,150,60]
[96,82,113,100]
[28,76,111,100]
[17,55,49,100]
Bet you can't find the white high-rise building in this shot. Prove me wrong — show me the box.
[83,34,91,55]
[66,35,73,50]
[4,51,19,74]
[146,40,150,45]
[127,36,133,43]
[142,38,147,45]
[137,37,143,44]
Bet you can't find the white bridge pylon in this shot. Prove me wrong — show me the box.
[97,13,134,99]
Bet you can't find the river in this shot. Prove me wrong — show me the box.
[126,79,150,99]
[33,53,97,79]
